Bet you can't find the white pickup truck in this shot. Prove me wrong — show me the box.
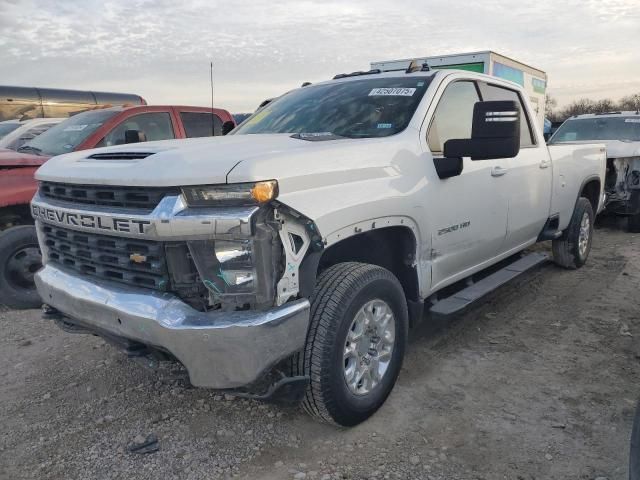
[31,66,606,426]
[549,111,640,232]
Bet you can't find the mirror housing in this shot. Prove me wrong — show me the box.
[124,129,146,144]
[433,157,464,179]
[444,100,521,160]
[222,120,235,135]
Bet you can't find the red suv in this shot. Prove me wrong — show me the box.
[0,105,235,309]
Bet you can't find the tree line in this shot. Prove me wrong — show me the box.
[546,93,640,122]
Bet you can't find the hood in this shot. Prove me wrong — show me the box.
[35,133,407,187]
[599,140,640,159]
[35,135,317,185]
[0,148,50,168]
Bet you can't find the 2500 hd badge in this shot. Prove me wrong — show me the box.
[31,204,151,234]
[437,220,471,236]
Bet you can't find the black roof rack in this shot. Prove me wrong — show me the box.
[595,111,622,115]
[333,69,381,80]
[405,59,430,73]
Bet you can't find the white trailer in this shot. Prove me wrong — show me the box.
[371,51,547,130]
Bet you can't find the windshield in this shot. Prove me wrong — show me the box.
[234,76,433,139]
[0,123,20,140]
[20,110,117,156]
[549,116,640,143]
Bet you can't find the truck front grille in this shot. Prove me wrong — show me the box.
[39,182,180,211]
[42,224,170,291]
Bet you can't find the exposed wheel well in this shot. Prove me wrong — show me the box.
[317,226,419,303]
[0,204,33,231]
[581,179,600,213]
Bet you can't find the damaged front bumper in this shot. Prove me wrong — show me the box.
[605,156,640,215]
[35,264,310,389]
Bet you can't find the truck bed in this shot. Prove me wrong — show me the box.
[547,144,607,230]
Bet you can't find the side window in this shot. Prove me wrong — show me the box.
[478,83,535,146]
[97,112,175,147]
[427,81,480,153]
[180,112,223,137]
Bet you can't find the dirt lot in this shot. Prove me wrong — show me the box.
[0,220,638,480]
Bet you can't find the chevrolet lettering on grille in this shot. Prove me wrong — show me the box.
[31,205,152,234]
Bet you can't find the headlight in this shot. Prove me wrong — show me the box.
[186,221,278,310]
[189,239,256,295]
[182,180,278,207]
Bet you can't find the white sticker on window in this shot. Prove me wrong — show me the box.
[624,118,640,123]
[63,125,88,131]
[369,88,416,97]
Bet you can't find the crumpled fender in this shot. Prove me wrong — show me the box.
[227,132,430,297]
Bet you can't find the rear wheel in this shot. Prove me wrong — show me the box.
[297,262,408,426]
[552,197,594,269]
[0,225,43,309]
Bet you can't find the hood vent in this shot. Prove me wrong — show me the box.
[88,152,155,160]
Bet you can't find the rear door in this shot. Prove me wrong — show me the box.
[177,110,223,138]
[477,82,552,250]
[424,79,509,290]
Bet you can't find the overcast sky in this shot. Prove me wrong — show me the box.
[1,0,638,113]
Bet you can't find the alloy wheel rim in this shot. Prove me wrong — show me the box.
[578,212,591,258]
[343,299,396,396]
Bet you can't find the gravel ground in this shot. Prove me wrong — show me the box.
[0,219,638,480]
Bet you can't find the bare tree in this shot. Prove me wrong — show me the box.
[550,93,640,123]
[593,98,617,113]
[545,94,559,121]
[559,98,596,119]
[618,94,640,112]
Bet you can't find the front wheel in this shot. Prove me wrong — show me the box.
[298,262,408,426]
[0,225,43,309]
[552,197,594,269]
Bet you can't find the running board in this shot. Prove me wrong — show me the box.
[429,252,549,317]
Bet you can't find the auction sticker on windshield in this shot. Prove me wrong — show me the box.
[369,88,416,96]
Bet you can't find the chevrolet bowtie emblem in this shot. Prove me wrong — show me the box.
[129,253,147,263]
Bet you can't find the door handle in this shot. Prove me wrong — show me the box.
[539,160,551,169]
[491,166,508,177]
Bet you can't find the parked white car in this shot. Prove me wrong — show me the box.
[0,118,63,151]
[549,111,640,231]
[31,67,606,426]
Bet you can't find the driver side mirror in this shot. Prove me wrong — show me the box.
[222,121,235,135]
[444,100,521,161]
[124,129,146,144]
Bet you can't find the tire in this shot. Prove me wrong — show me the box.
[629,213,640,233]
[552,197,594,269]
[0,225,43,309]
[296,262,408,426]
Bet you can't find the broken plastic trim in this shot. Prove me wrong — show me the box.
[187,220,278,310]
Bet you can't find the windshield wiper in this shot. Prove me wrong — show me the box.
[17,145,43,155]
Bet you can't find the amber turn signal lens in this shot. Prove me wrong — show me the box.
[250,180,278,203]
